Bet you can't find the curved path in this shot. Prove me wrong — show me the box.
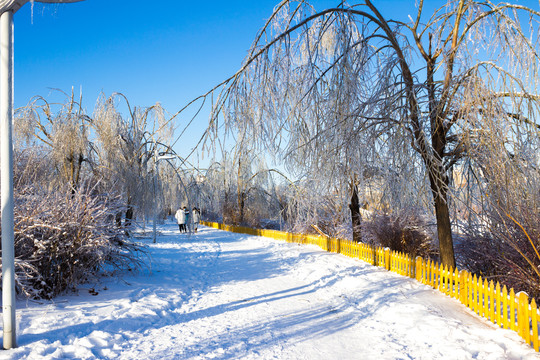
[3,224,539,359]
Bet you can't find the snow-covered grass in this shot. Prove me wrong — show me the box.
[1,223,539,359]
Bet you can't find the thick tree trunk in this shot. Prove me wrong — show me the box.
[427,165,456,268]
[426,47,455,268]
[433,193,455,268]
[349,184,362,243]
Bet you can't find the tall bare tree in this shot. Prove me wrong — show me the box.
[203,0,540,268]
[91,93,173,227]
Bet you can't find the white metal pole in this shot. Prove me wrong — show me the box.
[152,150,157,243]
[0,9,16,350]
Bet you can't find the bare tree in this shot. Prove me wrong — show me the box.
[15,89,91,191]
[202,0,540,268]
[91,93,173,227]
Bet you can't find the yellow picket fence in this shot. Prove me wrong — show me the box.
[201,221,540,351]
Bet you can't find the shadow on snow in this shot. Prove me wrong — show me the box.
[14,224,429,358]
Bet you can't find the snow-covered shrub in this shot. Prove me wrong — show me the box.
[200,155,283,228]
[455,232,501,279]
[457,209,540,299]
[307,195,349,239]
[8,182,145,299]
[1,149,146,299]
[456,113,540,298]
[363,210,436,259]
[7,181,145,299]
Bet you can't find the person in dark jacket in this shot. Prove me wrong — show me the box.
[184,206,191,233]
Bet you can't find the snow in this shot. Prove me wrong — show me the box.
[2,223,539,359]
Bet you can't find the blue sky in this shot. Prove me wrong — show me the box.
[14,0,286,111]
[14,0,537,109]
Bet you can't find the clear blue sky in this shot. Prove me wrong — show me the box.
[13,0,288,112]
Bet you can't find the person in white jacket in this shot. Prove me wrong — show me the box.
[175,207,186,232]
[192,207,200,233]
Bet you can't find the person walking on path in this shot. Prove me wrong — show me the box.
[175,207,186,233]
[192,207,200,233]
[184,207,191,233]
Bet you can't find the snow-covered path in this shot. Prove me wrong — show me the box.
[2,224,539,359]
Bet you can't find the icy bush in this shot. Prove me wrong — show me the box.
[2,182,145,299]
[363,210,437,259]
[457,210,540,299]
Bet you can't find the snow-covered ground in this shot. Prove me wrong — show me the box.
[2,223,539,359]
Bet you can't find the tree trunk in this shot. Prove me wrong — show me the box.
[238,191,245,224]
[125,206,134,227]
[428,167,456,268]
[115,212,122,227]
[349,184,362,243]
[433,193,455,268]
[426,46,455,268]
[279,201,288,223]
[73,153,84,189]
[125,195,134,228]
[237,157,244,225]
